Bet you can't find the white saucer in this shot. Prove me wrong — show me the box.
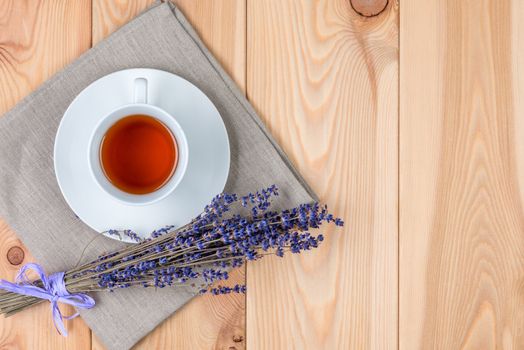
[54,69,230,243]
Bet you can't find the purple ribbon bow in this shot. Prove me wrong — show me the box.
[0,263,95,336]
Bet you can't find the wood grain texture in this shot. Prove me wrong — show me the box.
[92,0,246,89]
[246,1,398,349]
[0,0,92,114]
[91,1,246,349]
[350,0,389,17]
[400,0,524,349]
[3,0,523,349]
[92,0,157,45]
[0,222,91,349]
[0,1,92,348]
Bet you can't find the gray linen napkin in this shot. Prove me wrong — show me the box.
[0,2,316,349]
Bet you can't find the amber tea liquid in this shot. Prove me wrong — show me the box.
[100,115,178,195]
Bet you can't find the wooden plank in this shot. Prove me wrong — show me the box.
[92,0,246,89]
[91,1,246,349]
[0,0,92,348]
[400,0,524,348]
[92,0,157,45]
[246,1,398,349]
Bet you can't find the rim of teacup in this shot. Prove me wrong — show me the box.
[87,103,189,206]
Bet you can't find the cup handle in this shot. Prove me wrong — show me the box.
[134,78,148,104]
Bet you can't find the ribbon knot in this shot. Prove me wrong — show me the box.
[0,263,95,336]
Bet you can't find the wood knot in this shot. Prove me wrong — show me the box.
[350,0,388,17]
[232,334,244,342]
[7,246,24,265]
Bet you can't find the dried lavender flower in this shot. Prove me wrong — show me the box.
[0,185,343,319]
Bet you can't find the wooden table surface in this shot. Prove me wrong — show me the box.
[0,0,523,349]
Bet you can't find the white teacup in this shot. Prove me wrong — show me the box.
[88,77,189,206]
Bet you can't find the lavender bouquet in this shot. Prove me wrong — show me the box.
[0,185,343,334]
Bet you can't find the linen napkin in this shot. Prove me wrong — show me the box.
[0,2,316,349]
